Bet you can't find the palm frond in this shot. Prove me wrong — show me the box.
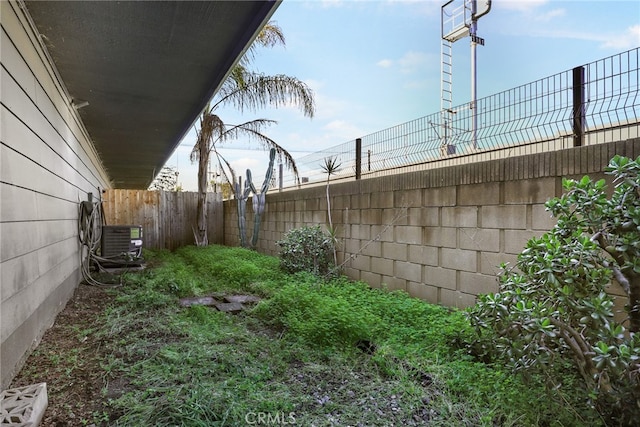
[214,73,315,119]
[218,119,277,143]
[212,147,237,191]
[239,21,285,68]
[221,119,300,183]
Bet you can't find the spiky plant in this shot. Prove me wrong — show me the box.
[320,156,341,266]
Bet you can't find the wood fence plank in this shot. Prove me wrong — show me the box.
[103,190,222,250]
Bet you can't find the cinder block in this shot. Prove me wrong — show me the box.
[441,248,477,272]
[395,226,423,244]
[343,267,360,281]
[350,254,371,271]
[382,242,408,261]
[350,224,371,240]
[479,252,518,275]
[345,237,361,254]
[371,225,395,243]
[303,210,313,223]
[396,189,422,208]
[504,229,539,255]
[459,271,499,296]
[440,289,476,309]
[361,208,382,225]
[407,282,439,304]
[442,206,478,228]
[423,187,456,207]
[351,193,371,209]
[360,271,382,289]
[459,228,500,253]
[504,177,557,204]
[422,226,456,248]
[360,240,382,257]
[341,207,360,225]
[312,210,326,224]
[333,195,350,210]
[408,245,438,266]
[531,204,557,231]
[381,276,407,292]
[0,382,48,426]
[406,207,424,226]
[371,191,394,208]
[420,207,440,226]
[383,208,407,226]
[424,266,457,290]
[394,261,422,282]
[458,182,500,206]
[305,198,320,211]
[371,257,394,276]
[481,205,527,229]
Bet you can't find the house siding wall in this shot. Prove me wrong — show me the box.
[1,0,111,389]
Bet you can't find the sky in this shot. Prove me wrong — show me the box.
[165,0,640,192]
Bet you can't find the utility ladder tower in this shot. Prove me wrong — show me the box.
[441,38,453,116]
[440,0,491,153]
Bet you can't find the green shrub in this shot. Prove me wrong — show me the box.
[468,155,640,425]
[276,226,335,276]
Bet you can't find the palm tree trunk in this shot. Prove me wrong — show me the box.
[195,141,209,246]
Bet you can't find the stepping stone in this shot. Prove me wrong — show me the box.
[179,296,218,307]
[224,295,261,304]
[215,302,245,313]
[0,382,48,426]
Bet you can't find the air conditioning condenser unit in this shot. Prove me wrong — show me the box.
[101,225,143,264]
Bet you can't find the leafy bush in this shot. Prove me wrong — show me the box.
[276,226,336,276]
[468,155,640,425]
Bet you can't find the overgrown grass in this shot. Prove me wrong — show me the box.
[96,245,599,426]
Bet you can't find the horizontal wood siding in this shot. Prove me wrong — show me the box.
[103,190,223,250]
[1,0,111,389]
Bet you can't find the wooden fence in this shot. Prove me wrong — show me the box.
[102,190,223,250]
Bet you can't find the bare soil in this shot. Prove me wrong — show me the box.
[10,284,118,426]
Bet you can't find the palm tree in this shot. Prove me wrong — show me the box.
[190,22,315,246]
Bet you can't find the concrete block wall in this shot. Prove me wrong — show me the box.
[224,138,640,309]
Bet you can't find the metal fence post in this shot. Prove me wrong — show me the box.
[355,138,362,180]
[572,66,585,147]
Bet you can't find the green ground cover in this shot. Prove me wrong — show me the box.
[90,245,598,426]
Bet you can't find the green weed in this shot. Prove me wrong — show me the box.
[92,245,597,426]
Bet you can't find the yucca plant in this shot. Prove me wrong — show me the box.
[320,156,341,267]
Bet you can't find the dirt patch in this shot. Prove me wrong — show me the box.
[9,284,117,426]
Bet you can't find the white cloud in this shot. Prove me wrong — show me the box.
[230,157,261,174]
[525,24,640,52]
[500,0,548,13]
[601,25,640,50]
[403,78,431,90]
[535,8,565,22]
[323,119,364,139]
[398,51,431,74]
[377,51,432,74]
